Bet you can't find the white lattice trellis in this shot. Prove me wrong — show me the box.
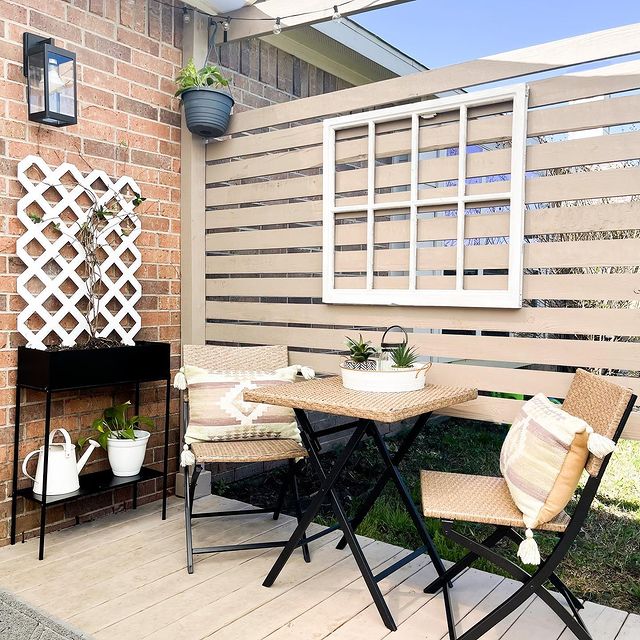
[16,155,142,350]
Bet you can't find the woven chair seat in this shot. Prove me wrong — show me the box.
[191,439,308,463]
[420,470,570,533]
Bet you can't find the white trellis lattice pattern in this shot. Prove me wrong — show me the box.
[16,156,142,350]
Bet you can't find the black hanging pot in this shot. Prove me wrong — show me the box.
[180,87,234,138]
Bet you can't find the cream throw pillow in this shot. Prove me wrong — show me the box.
[500,393,615,565]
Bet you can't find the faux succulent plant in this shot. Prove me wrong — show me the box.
[345,334,377,363]
[390,343,419,368]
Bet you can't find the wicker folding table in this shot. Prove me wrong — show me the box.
[244,376,477,632]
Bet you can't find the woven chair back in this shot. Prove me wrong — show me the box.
[183,344,289,372]
[561,368,634,476]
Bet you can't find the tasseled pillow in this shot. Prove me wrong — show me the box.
[500,393,615,565]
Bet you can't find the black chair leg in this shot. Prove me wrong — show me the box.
[184,466,194,574]
[272,468,290,521]
[289,459,311,563]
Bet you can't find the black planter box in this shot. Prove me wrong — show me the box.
[17,341,170,391]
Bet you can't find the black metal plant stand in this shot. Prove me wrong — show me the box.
[10,341,172,560]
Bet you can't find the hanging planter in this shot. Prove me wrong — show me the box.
[176,58,234,138]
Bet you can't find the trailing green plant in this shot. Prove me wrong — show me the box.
[78,401,154,450]
[175,58,230,96]
[390,343,419,368]
[345,334,377,363]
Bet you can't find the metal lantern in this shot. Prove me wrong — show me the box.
[23,33,77,127]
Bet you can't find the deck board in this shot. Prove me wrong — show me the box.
[0,495,633,640]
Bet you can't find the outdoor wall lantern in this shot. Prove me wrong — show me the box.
[23,32,77,127]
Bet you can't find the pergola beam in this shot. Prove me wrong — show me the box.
[187,1,414,43]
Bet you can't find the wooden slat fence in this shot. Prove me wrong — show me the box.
[203,24,640,439]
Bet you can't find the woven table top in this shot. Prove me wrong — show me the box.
[243,376,477,423]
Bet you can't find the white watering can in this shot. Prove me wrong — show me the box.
[22,428,100,496]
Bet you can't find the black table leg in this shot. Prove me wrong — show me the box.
[162,377,170,520]
[38,390,52,560]
[336,412,431,550]
[10,384,21,545]
[263,410,397,632]
[366,421,448,578]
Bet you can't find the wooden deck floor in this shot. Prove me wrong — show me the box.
[0,495,637,640]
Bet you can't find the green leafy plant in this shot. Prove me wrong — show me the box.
[79,401,154,450]
[175,58,230,97]
[390,343,419,368]
[345,334,377,363]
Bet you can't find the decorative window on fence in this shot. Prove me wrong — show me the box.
[322,84,529,308]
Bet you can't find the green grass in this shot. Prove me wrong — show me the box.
[216,418,640,614]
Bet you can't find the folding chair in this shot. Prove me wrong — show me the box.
[181,344,310,574]
[420,369,636,640]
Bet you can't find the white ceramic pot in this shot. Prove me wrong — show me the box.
[107,430,150,477]
[340,362,432,393]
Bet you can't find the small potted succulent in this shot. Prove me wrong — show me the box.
[390,343,420,370]
[175,58,234,138]
[343,334,378,370]
[79,401,154,477]
[340,327,431,393]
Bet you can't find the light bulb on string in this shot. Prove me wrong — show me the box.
[332,5,342,22]
[223,18,230,31]
[273,17,282,35]
[182,7,191,24]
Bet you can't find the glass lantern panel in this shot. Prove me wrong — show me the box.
[47,51,75,117]
[27,49,45,114]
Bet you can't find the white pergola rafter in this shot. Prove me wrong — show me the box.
[186,0,413,42]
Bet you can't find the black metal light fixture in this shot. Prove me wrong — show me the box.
[23,32,77,127]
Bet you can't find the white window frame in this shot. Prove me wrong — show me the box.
[322,83,529,308]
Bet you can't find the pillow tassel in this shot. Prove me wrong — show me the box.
[517,529,541,566]
[180,444,196,467]
[585,426,616,458]
[173,368,187,390]
[299,366,315,380]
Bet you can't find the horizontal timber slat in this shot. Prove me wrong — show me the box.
[224,24,640,134]
[205,302,640,337]
[206,162,640,209]
[206,238,639,273]
[206,273,640,302]
[208,93,640,182]
[206,322,640,371]
[207,58,640,163]
[206,202,640,250]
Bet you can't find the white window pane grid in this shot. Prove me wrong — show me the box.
[323,84,528,308]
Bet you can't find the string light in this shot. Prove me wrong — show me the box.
[153,0,383,33]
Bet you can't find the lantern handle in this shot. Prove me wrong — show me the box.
[381,325,408,349]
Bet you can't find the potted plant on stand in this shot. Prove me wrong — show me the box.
[80,401,154,477]
[176,58,234,138]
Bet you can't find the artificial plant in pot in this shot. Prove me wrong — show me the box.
[80,401,154,477]
[389,343,420,370]
[343,334,378,371]
[176,58,234,138]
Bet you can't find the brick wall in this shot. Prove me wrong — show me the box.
[0,0,183,545]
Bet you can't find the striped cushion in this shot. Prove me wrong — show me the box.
[184,365,300,444]
[500,393,590,529]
